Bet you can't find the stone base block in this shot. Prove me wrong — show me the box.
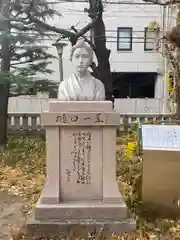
[27,217,136,239]
[35,200,129,220]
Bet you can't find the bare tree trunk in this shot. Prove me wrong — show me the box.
[0,0,10,146]
[89,0,113,102]
[93,18,113,101]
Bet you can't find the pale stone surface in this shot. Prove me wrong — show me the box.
[143,150,180,208]
[0,192,26,239]
[142,125,180,209]
[57,39,105,101]
[41,112,120,126]
[27,217,136,239]
[29,100,135,236]
[35,201,127,220]
[38,101,122,207]
[60,127,103,201]
[48,100,112,112]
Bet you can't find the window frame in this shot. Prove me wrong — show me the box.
[117,27,133,51]
[144,27,156,51]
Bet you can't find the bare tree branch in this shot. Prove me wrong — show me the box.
[143,0,180,5]
[74,16,99,39]
[70,26,96,50]
[28,12,99,43]
[28,13,75,38]
[28,0,99,44]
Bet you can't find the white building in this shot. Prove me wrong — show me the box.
[8,0,176,114]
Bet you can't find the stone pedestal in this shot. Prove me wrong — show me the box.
[27,101,135,237]
[142,124,180,214]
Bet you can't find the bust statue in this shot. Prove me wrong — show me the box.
[58,38,105,101]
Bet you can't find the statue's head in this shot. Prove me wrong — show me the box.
[70,38,93,75]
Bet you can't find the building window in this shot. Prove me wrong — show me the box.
[112,72,156,98]
[144,27,157,51]
[117,27,132,51]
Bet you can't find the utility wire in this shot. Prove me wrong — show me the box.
[7,30,165,35]
[45,0,160,4]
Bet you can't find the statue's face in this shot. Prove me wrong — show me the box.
[72,47,91,74]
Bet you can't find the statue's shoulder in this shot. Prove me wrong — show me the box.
[58,79,68,89]
[93,77,105,89]
[58,81,64,89]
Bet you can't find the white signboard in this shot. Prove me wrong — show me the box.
[141,125,180,150]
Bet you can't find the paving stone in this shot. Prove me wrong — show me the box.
[0,192,26,239]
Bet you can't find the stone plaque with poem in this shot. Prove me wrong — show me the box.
[60,127,103,201]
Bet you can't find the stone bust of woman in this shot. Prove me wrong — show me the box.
[58,38,105,101]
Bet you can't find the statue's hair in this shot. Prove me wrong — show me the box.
[70,38,93,61]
